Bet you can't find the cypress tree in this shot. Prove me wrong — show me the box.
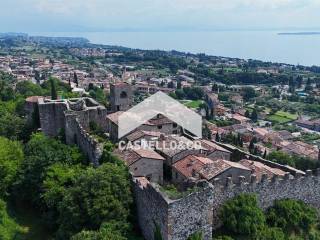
[50,78,58,100]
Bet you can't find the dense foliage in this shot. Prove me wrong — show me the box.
[216,194,320,240]
[267,151,320,171]
[0,199,26,240]
[0,137,24,198]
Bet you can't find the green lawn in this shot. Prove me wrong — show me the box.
[184,100,203,108]
[267,111,298,124]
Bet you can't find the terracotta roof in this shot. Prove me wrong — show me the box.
[200,140,231,153]
[239,159,286,180]
[134,148,164,160]
[253,128,269,137]
[114,149,140,166]
[114,148,164,166]
[125,130,161,142]
[172,155,213,178]
[198,159,250,180]
[106,111,124,125]
[173,155,250,181]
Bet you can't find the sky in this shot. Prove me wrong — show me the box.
[1,0,320,32]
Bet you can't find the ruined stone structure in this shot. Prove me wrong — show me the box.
[38,97,109,165]
[110,82,133,112]
[133,169,320,240]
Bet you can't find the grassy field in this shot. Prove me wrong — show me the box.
[267,111,298,124]
[183,100,203,108]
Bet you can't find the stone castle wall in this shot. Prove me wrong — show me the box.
[65,113,104,166]
[38,99,68,136]
[134,170,320,240]
[38,98,108,165]
[211,170,320,229]
[133,178,214,240]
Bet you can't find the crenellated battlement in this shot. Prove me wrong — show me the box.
[133,168,320,240]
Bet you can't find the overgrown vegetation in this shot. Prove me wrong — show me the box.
[214,194,320,240]
[0,75,139,239]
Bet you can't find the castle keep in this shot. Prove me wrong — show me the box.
[38,97,109,165]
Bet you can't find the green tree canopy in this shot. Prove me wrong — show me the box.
[57,162,133,238]
[0,137,24,198]
[266,199,318,235]
[13,133,84,205]
[219,194,265,237]
[0,199,26,240]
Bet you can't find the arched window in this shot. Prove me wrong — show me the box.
[120,91,127,98]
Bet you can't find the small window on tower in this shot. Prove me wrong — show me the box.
[120,91,127,98]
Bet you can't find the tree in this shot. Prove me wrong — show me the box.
[50,77,58,100]
[215,133,221,142]
[288,76,296,93]
[73,72,79,87]
[0,137,24,198]
[41,163,84,228]
[57,162,133,238]
[212,83,219,92]
[305,78,313,92]
[202,124,211,140]
[0,199,26,239]
[0,111,25,140]
[34,70,41,84]
[263,149,267,159]
[266,199,318,235]
[249,139,255,153]
[256,227,285,240]
[71,221,127,240]
[245,110,251,118]
[251,109,258,122]
[242,87,256,102]
[219,194,265,237]
[296,75,303,89]
[13,133,84,205]
[167,81,174,88]
[16,80,44,97]
[177,81,182,89]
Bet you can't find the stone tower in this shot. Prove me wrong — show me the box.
[110,82,133,112]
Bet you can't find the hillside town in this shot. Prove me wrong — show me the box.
[1,33,320,240]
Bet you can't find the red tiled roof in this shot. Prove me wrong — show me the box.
[126,130,162,142]
[239,159,286,180]
[134,148,164,160]
[198,159,250,180]
[172,155,213,178]
[114,148,164,166]
[200,140,231,153]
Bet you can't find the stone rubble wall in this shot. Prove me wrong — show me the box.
[38,100,68,136]
[134,170,320,240]
[211,170,320,229]
[38,98,108,166]
[133,178,214,240]
[65,113,103,166]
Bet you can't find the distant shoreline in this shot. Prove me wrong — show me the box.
[278,32,320,35]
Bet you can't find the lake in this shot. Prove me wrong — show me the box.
[29,31,320,66]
